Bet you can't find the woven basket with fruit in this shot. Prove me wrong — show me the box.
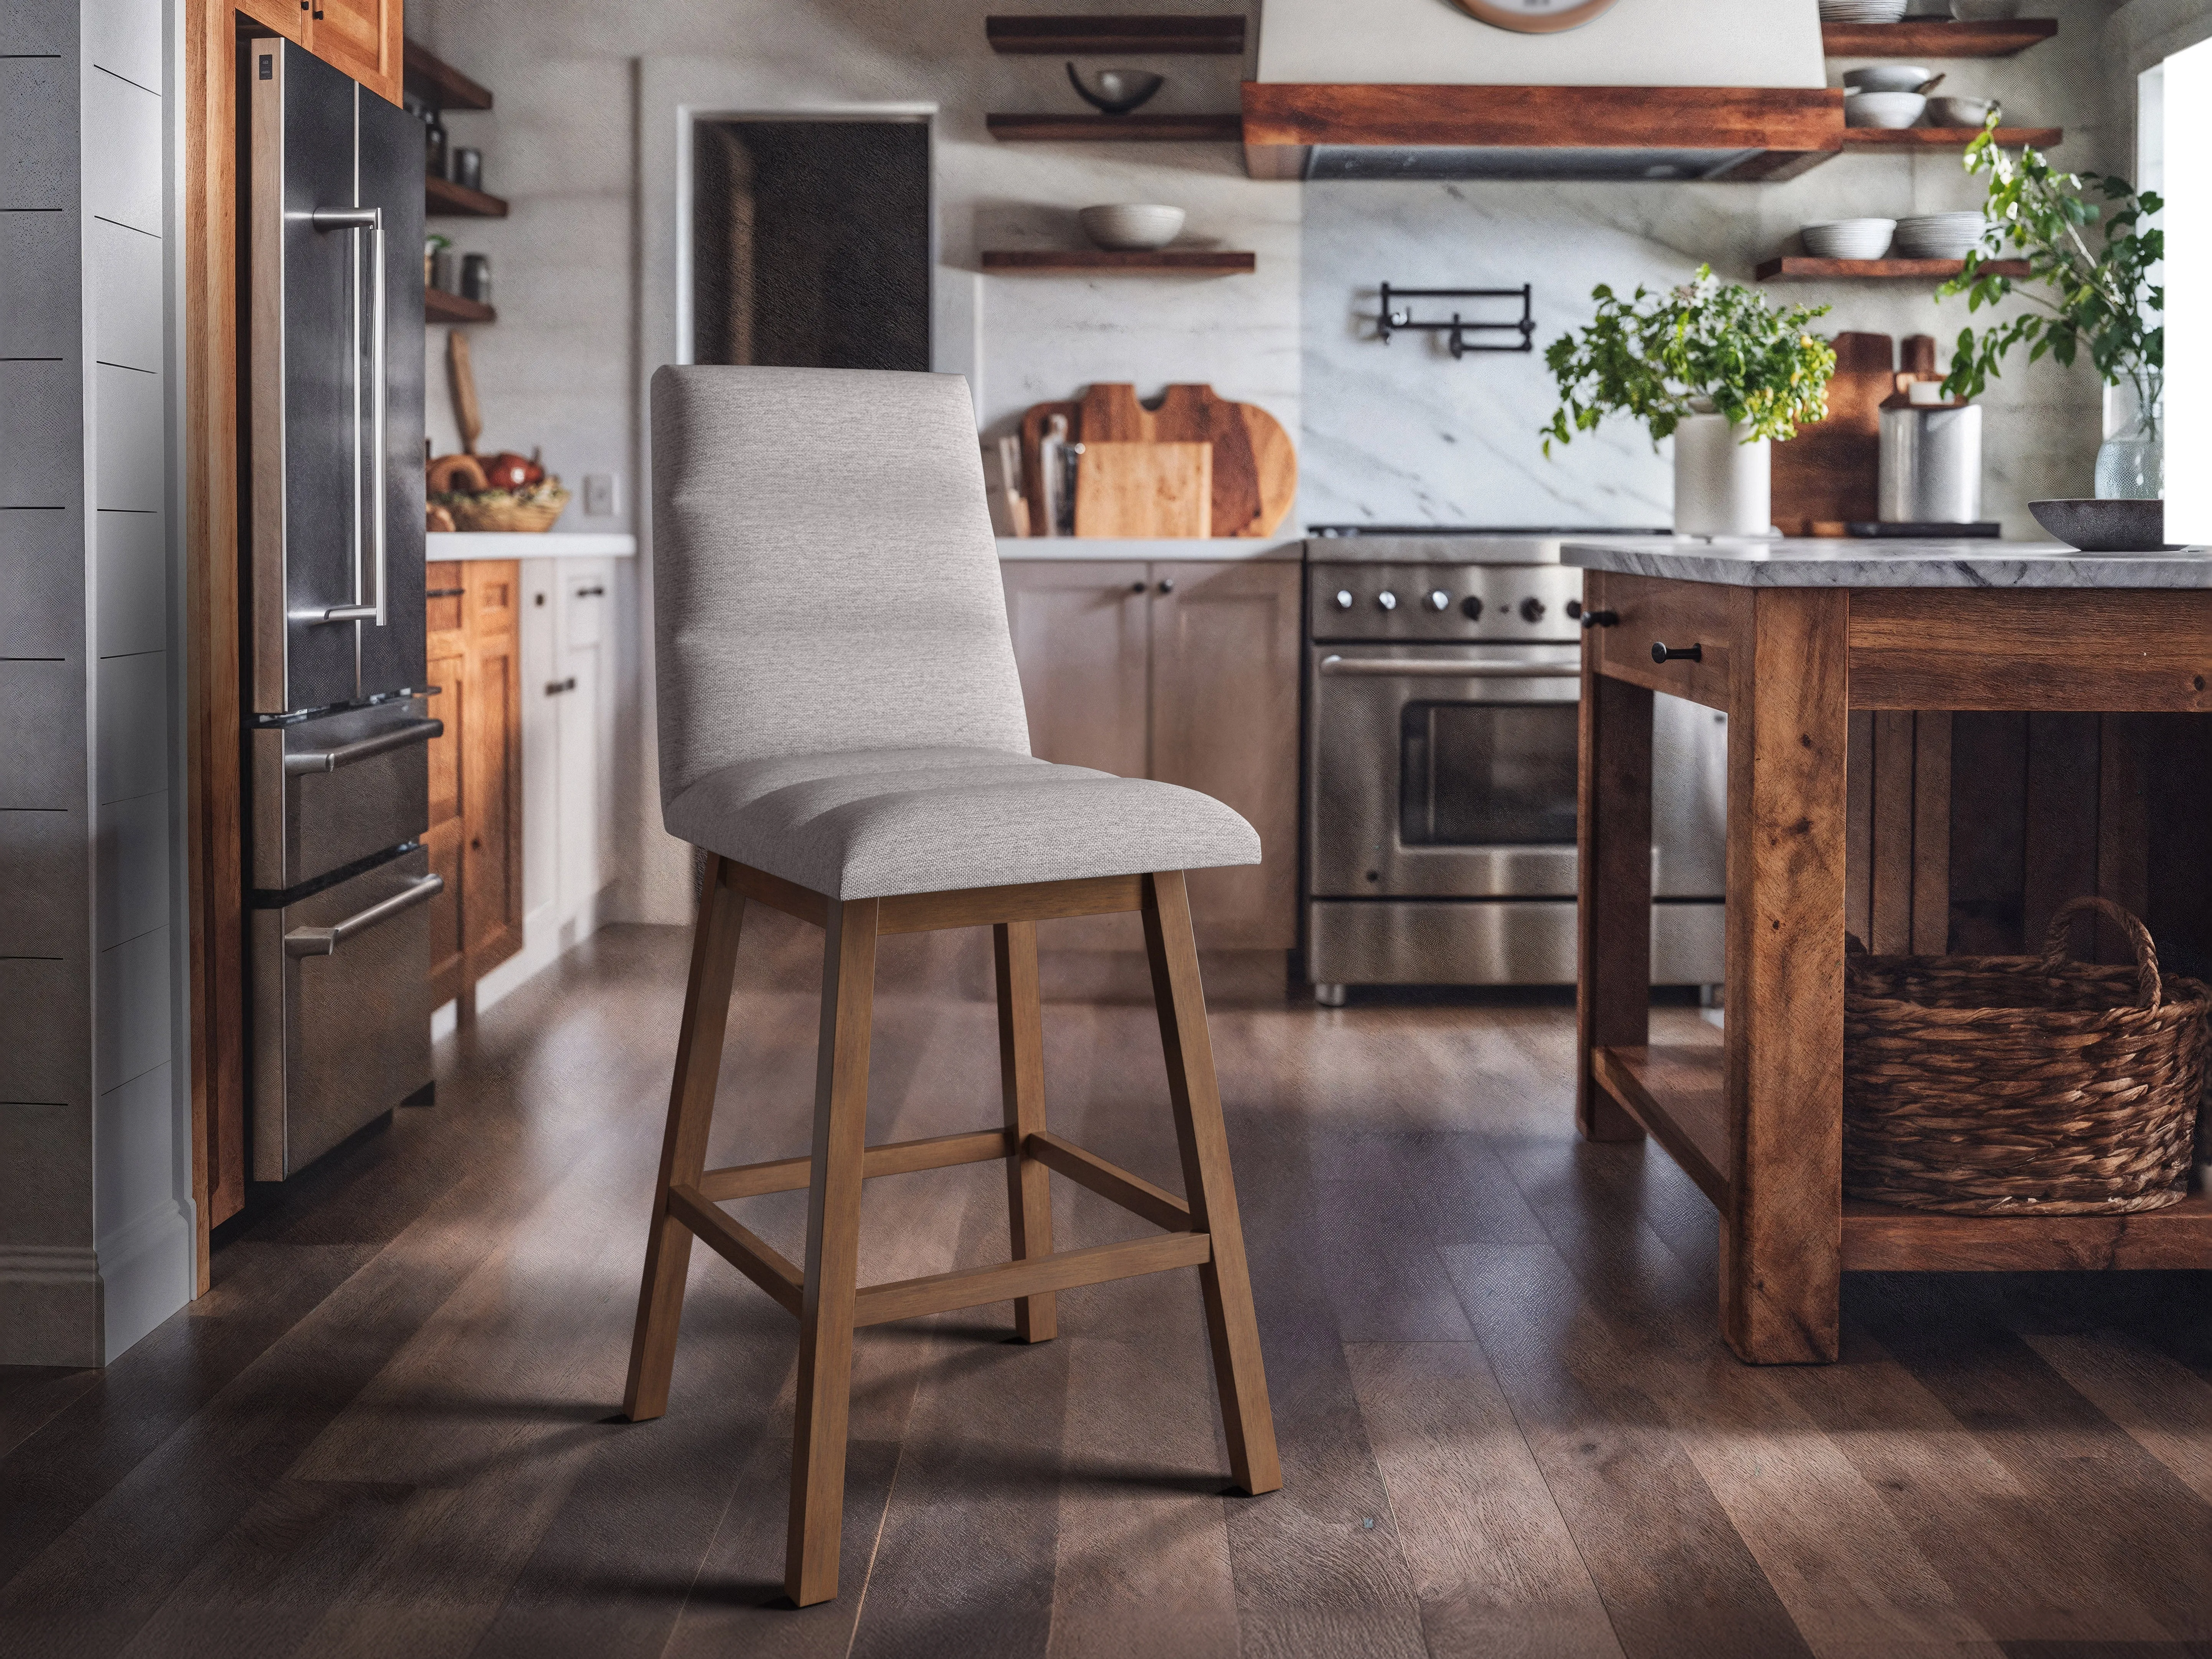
[426,449,571,533]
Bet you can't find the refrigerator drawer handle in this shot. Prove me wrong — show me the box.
[310,204,388,630]
[285,873,444,957]
[1317,655,1581,680]
[283,715,443,775]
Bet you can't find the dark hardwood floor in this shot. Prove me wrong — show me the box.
[5,913,2212,1657]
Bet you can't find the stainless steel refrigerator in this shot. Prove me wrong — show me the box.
[246,38,436,1180]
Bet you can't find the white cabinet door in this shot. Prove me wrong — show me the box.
[555,563,612,931]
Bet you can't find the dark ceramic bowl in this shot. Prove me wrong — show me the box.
[2027,497,2171,553]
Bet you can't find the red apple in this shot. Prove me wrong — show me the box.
[484,451,533,490]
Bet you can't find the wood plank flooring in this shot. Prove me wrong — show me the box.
[5,914,2212,1657]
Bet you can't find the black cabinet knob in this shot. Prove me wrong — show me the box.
[1158,578,1176,595]
[1579,609,1618,629]
[1130,580,1147,593]
[1651,642,1703,664]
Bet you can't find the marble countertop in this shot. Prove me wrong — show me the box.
[1560,536,2212,589]
[997,538,1303,563]
[428,531,636,561]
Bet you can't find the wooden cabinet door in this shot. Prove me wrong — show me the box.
[236,0,308,45]
[1000,561,1151,778]
[462,560,523,981]
[423,575,468,1007]
[1149,562,1303,949]
[305,0,402,105]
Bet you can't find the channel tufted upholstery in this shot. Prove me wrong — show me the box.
[649,365,1260,898]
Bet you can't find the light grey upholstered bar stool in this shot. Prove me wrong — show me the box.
[622,365,1282,1607]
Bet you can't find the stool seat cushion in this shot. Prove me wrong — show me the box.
[663,746,1260,901]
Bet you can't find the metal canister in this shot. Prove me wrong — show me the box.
[1879,403,1983,524]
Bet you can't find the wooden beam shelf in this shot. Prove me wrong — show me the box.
[1841,125,2062,150]
[426,289,495,324]
[987,112,1244,142]
[402,40,492,110]
[1757,256,2029,281]
[426,175,509,218]
[1598,1040,2212,1273]
[1822,18,2057,58]
[981,249,1254,274]
[985,14,1245,54]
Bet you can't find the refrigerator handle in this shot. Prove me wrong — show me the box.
[284,872,444,957]
[310,204,387,628]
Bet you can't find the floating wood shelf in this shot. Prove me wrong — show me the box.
[1841,125,2062,150]
[1594,1042,2212,1273]
[985,14,1245,54]
[402,40,492,110]
[987,112,1244,142]
[1822,18,2058,58]
[981,249,1254,274]
[426,289,496,324]
[426,175,508,218]
[1757,256,2030,281]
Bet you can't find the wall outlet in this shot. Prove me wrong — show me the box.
[583,472,619,517]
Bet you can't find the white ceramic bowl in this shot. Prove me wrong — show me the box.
[1845,91,1927,129]
[1819,0,1908,21]
[1951,0,2022,19]
[1894,210,1987,258]
[1802,218,1897,260]
[1926,95,1997,128]
[1844,65,1933,94]
[1078,203,1185,252]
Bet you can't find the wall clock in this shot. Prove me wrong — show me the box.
[1450,0,1623,33]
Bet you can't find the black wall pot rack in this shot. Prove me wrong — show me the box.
[1377,283,1535,357]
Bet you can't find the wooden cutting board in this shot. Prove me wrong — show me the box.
[1019,383,1296,538]
[1771,332,1893,537]
[1073,442,1213,538]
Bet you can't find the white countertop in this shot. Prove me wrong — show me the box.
[997,537,1303,563]
[1561,536,2212,589]
[428,531,637,561]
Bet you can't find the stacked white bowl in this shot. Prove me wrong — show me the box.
[1078,204,1185,252]
[1845,92,1927,128]
[1802,219,1898,260]
[1894,211,1987,259]
[1819,0,1910,20]
[1843,65,1933,94]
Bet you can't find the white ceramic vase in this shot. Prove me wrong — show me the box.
[1673,410,1773,538]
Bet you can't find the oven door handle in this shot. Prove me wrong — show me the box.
[1318,655,1581,679]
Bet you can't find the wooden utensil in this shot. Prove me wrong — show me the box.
[1073,442,1213,538]
[446,330,484,456]
[1018,383,1296,537]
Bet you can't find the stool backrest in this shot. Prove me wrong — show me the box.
[649,366,1033,806]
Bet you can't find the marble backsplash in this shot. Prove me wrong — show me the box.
[1297,0,2129,538]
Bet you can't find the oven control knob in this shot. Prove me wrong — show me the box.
[1425,589,1451,612]
[1460,596,1484,621]
[1519,597,1547,623]
[1334,589,1354,611]
[1377,591,1398,611]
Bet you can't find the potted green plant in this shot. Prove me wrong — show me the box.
[1938,125,2164,499]
[1542,266,1836,537]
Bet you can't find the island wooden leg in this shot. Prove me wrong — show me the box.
[1721,588,1849,1364]
[1577,623,1654,1142]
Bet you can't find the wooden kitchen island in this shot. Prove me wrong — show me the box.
[1565,536,2212,1364]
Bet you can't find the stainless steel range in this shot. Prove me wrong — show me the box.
[1303,531,1725,1002]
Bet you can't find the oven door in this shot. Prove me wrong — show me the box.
[1308,643,1582,898]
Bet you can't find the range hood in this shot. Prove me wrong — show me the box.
[1244,0,1846,182]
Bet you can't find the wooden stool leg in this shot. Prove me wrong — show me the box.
[624,855,746,1422]
[1141,872,1283,1497]
[994,920,1056,1342]
[1721,589,1848,1364]
[786,896,880,1607]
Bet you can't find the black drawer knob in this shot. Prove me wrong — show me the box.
[1651,642,1703,664]
[1579,609,1618,629]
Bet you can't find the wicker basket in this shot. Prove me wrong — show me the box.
[436,482,571,533]
[1844,897,2211,1215]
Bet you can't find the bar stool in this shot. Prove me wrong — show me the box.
[622,365,1282,1607]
